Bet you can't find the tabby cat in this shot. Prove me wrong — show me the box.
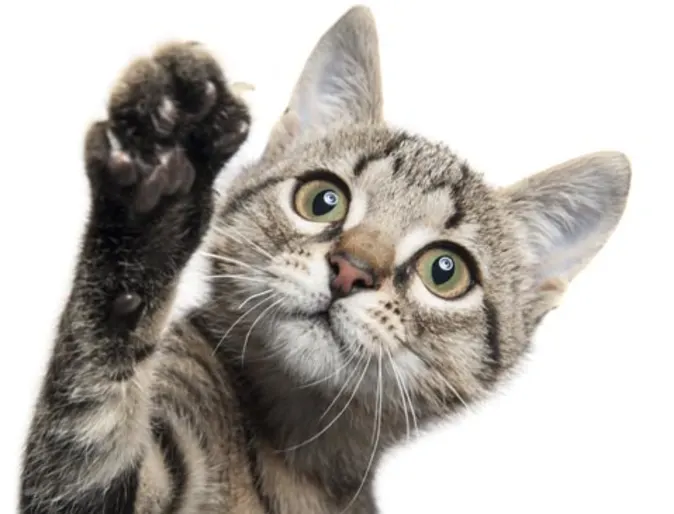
[20,6,631,514]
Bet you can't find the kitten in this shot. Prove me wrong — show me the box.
[20,6,631,514]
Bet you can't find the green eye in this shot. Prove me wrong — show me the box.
[293,179,349,222]
[416,248,473,299]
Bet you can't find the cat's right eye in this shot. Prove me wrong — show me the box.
[293,178,350,223]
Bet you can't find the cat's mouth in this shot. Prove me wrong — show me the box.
[295,309,352,357]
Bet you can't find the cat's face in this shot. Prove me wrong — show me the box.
[209,7,630,418]
[213,127,522,407]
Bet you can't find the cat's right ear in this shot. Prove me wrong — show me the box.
[261,6,384,161]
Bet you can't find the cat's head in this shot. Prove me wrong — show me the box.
[211,7,630,418]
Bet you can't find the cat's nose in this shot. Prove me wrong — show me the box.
[328,252,375,297]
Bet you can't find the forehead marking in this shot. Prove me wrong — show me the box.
[353,132,409,177]
[444,162,471,228]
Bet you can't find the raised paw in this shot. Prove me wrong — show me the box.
[85,42,251,214]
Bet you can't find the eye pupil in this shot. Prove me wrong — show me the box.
[312,189,339,216]
[431,255,455,284]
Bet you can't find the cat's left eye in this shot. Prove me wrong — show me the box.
[416,248,473,299]
[293,179,349,223]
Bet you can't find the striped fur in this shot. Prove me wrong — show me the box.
[20,7,631,514]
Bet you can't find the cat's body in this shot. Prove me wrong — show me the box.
[20,7,631,514]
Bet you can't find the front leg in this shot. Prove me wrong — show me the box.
[20,42,249,513]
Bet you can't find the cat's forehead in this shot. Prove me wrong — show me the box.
[287,127,493,234]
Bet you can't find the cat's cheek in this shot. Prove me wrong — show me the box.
[266,273,331,315]
[408,276,484,313]
[265,245,333,313]
[330,290,405,348]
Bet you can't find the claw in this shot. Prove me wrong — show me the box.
[110,152,137,186]
[174,149,196,194]
[134,166,166,213]
[197,81,217,121]
[231,81,255,97]
[160,150,183,195]
[153,97,177,136]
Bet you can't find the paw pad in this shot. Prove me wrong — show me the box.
[132,148,196,213]
[87,41,251,215]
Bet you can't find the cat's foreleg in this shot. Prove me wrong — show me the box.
[20,42,250,513]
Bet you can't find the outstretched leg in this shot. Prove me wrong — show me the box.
[20,42,252,513]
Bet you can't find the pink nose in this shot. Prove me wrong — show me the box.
[328,253,375,296]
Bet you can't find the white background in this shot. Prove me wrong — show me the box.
[1,1,672,512]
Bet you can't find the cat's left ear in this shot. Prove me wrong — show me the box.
[501,151,631,313]
[262,6,384,160]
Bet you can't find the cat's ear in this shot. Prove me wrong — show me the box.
[502,151,631,311]
[262,6,383,160]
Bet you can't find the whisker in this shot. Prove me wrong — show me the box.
[385,346,410,441]
[281,353,372,452]
[211,293,280,355]
[389,343,421,433]
[249,214,292,253]
[237,288,274,310]
[241,318,314,363]
[243,337,293,363]
[240,298,285,366]
[200,252,269,274]
[245,319,325,364]
[317,352,365,422]
[296,348,360,389]
[341,347,383,513]
[238,329,282,361]
[232,227,276,261]
[206,274,269,284]
[213,226,275,262]
[397,365,419,435]
[436,373,470,410]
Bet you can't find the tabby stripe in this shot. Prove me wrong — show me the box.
[152,416,188,514]
[218,176,287,219]
[443,201,465,229]
[353,131,410,176]
[443,163,471,229]
[161,368,215,410]
[422,158,459,195]
[245,428,275,514]
[483,299,502,378]
[166,345,226,394]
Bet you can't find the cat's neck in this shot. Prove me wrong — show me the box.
[223,334,395,485]
[188,305,402,507]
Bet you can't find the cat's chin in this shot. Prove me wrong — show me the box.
[313,311,352,357]
[266,310,367,387]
